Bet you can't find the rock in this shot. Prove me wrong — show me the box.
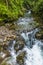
[1,62,8,65]
[1,56,18,65]
[16,51,26,65]
[0,45,3,52]
[0,41,10,52]
[0,26,17,52]
[35,30,43,40]
[0,57,4,64]
[0,50,11,63]
[1,57,12,65]
[14,41,24,52]
[14,36,25,52]
[0,52,6,64]
[0,43,11,62]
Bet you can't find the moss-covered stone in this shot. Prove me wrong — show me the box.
[14,36,25,52]
[35,30,43,40]
[16,51,26,65]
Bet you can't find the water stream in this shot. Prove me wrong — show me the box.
[21,29,43,65]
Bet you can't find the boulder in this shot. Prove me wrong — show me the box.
[35,30,43,40]
[16,51,26,65]
[14,36,25,52]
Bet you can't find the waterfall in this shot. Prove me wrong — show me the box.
[21,29,43,65]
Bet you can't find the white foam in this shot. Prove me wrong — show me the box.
[23,42,43,65]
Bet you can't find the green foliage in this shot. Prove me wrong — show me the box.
[0,0,26,22]
[26,0,43,22]
[0,0,43,22]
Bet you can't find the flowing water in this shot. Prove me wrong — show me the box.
[1,11,43,65]
[21,29,43,65]
[7,28,43,65]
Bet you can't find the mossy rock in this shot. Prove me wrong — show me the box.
[14,40,24,52]
[1,57,12,65]
[35,30,43,40]
[0,56,4,64]
[14,36,25,52]
[16,51,26,65]
[0,45,3,52]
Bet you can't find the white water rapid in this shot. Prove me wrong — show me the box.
[21,29,43,65]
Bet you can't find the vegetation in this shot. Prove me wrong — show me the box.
[0,0,26,22]
[26,0,43,22]
[0,0,43,22]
